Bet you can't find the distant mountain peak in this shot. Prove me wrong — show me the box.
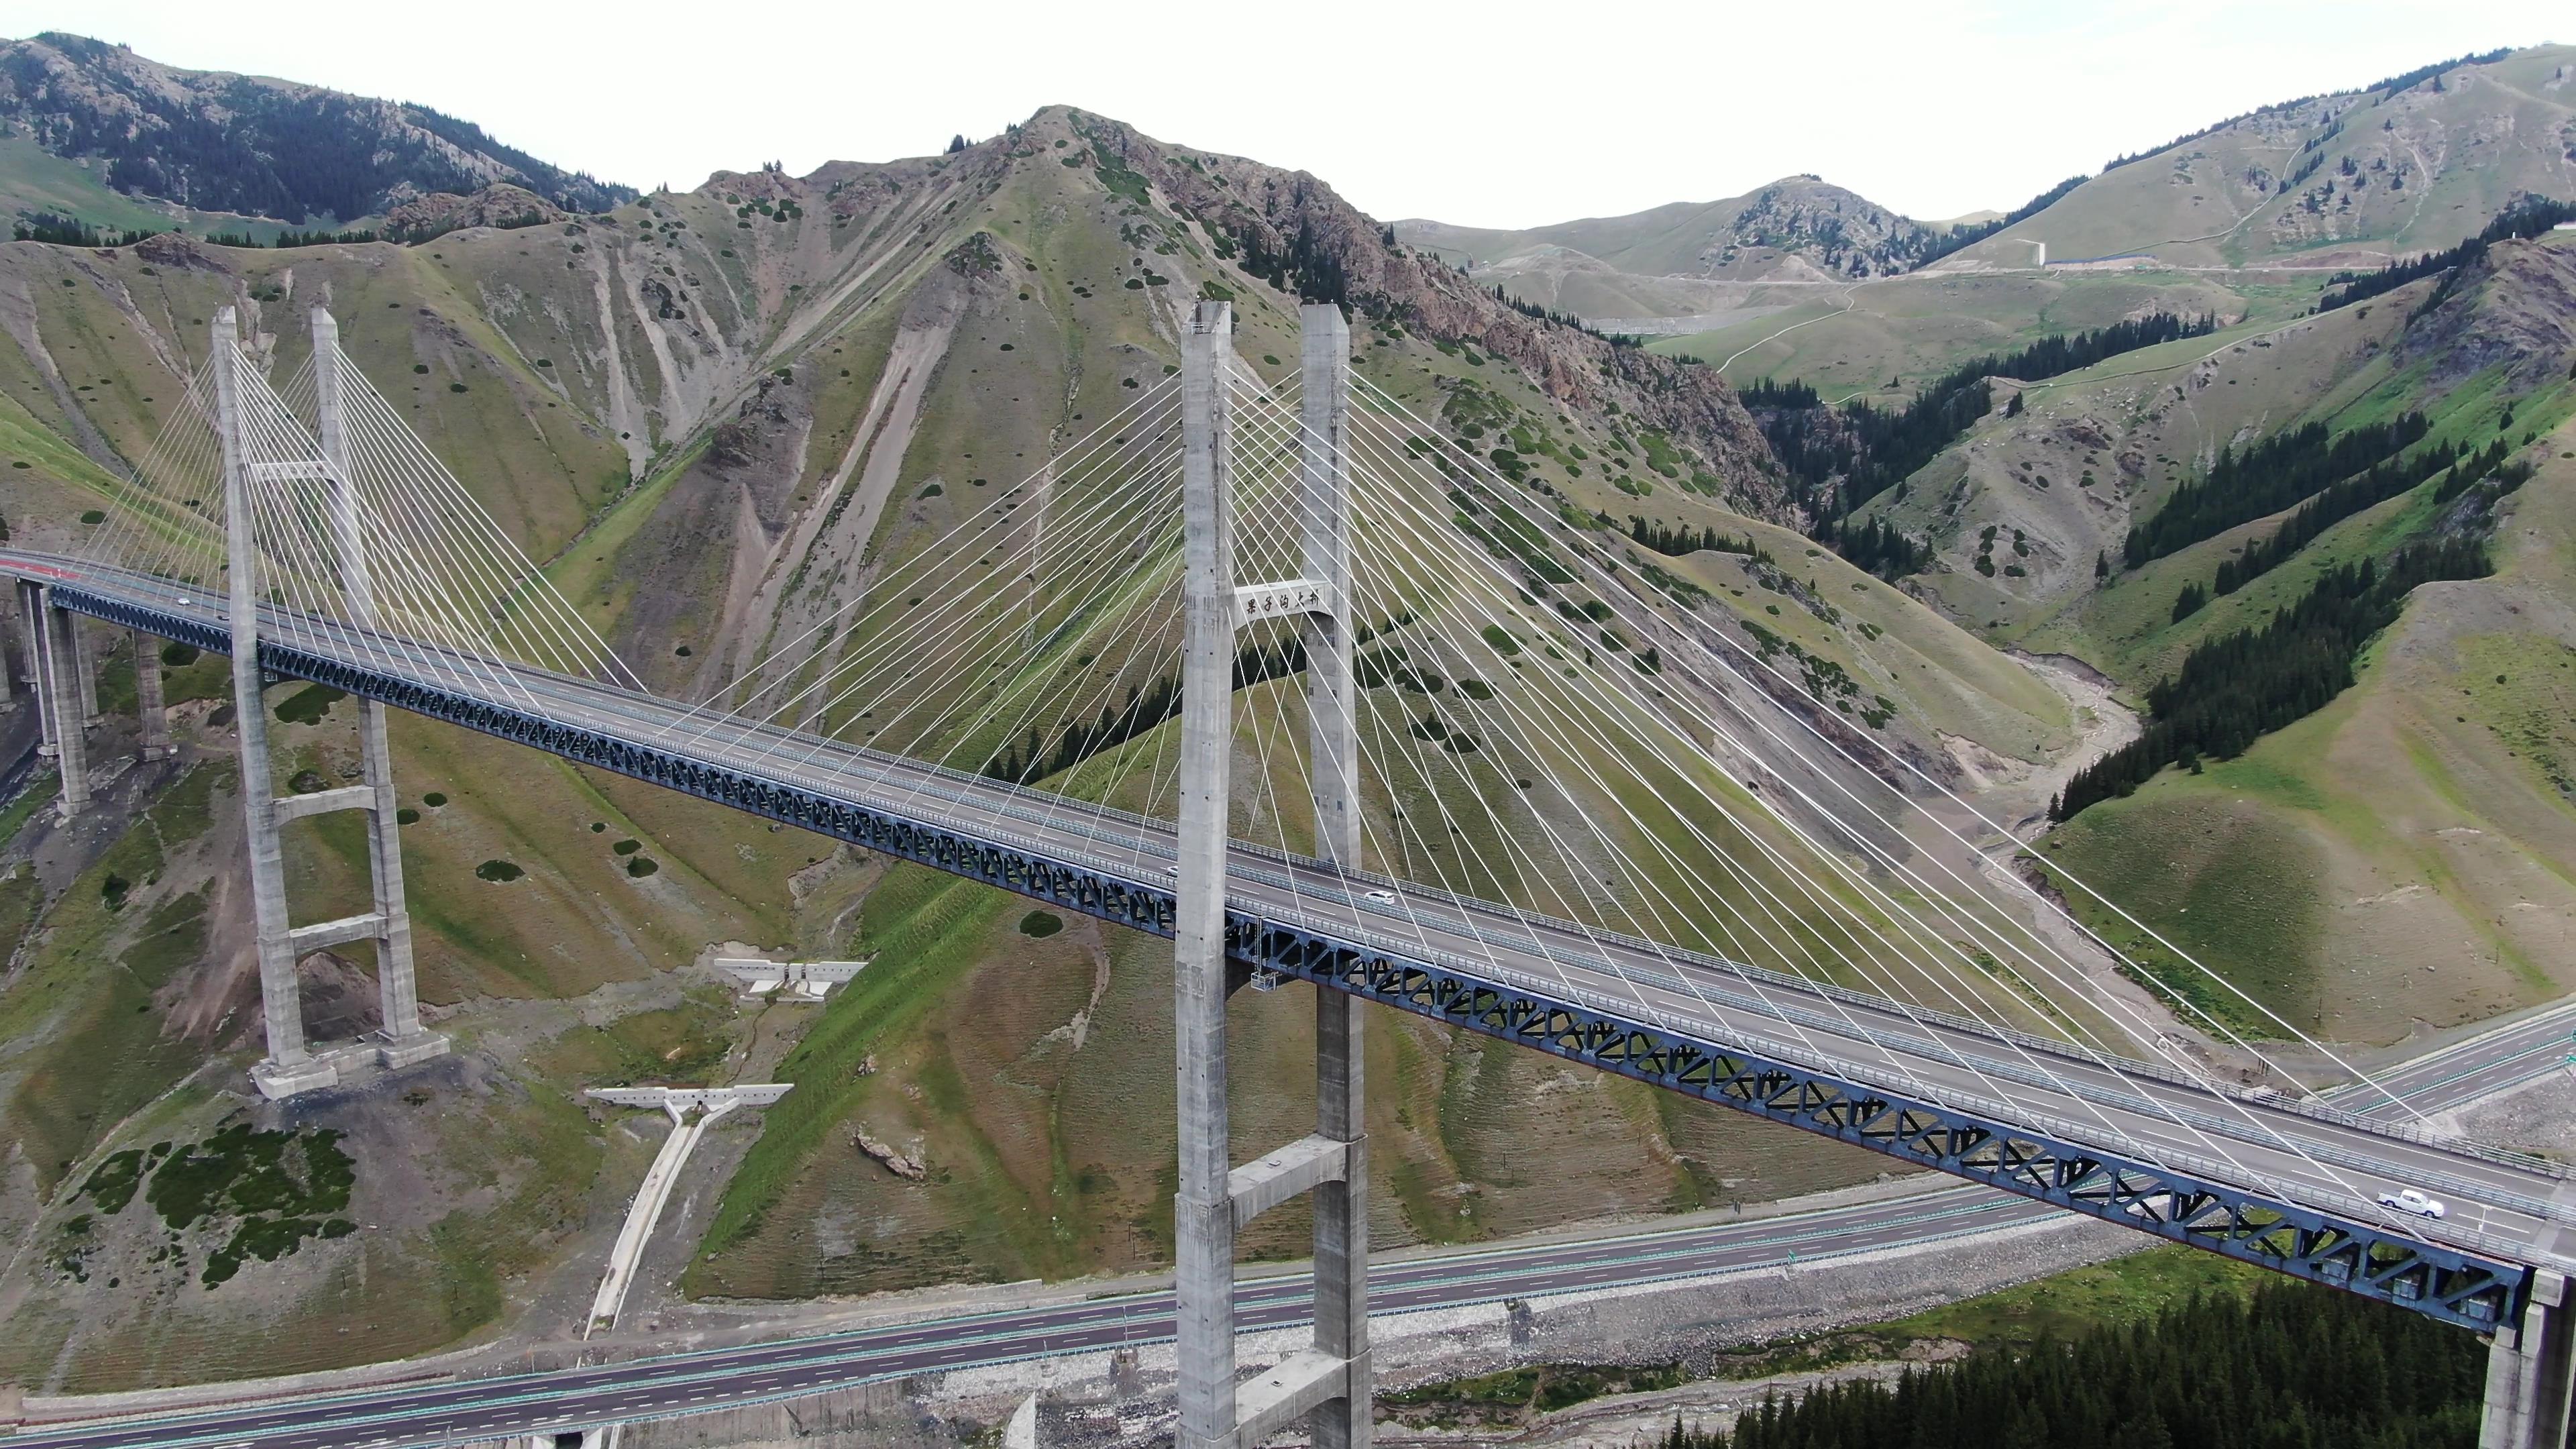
[0,32,635,224]
[1399,175,1938,287]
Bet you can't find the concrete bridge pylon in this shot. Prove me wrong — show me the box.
[211,306,448,1099]
[1173,300,1371,1449]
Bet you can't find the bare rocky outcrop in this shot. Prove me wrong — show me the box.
[612,365,816,692]
[382,183,566,244]
[2396,232,2576,392]
[853,1128,924,1180]
[1046,110,1792,521]
[127,231,228,272]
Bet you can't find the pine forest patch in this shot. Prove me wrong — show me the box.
[76,1122,358,1288]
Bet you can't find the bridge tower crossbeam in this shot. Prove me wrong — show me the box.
[1174,300,1371,1449]
[212,306,447,1099]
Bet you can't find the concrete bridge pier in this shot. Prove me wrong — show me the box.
[1172,300,1371,1449]
[133,628,170,759]
[17,586,44,752]
[11,590,174,802]
[215,307,327,1099]
[18,585,51,757]
[313,309,445,1071]
[2483,1268,2575,1448]
[69,615,97,725]
[19,580,88,817]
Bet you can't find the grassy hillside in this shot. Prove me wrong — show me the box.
[0,103,2104,1385]
[2035,419,2576,1044]
[1405,176,1944,285]
[0,33,633,227]
[1947,45,2576,273]
[1643,268,2269,396]
[1859,232,2576,1046]
[1450,44,2573,409]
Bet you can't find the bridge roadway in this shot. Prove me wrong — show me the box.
[4,550,2566,1311]
[13,1009,2564,1449]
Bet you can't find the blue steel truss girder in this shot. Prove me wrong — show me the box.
[54,589,1184,944]
[1236,926,2526,1332]
[57,586,2530,1333]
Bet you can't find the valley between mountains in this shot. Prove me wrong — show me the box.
[0,33,2567,1394]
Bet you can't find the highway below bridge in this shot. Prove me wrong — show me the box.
[11,1003,2571,1449]
[2,549,2568,1327]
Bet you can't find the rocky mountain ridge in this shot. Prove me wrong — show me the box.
[0,31,634,224]
[1404,176,1943,283]
[1059,113,1786,514]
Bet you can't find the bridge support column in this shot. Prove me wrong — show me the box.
[313,308,444,1070]
[1297,301,1368,1449]
[215,307,335,1100]
[1173,298,1241,1449]
[19,583,54,759]
[132,629,170,760]
[25,584,89,818]
[1173,300,1370,1449]
[2483,1269,2575,1449]
[70,616,98,726]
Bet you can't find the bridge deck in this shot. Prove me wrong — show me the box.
[9,549,2561,1328]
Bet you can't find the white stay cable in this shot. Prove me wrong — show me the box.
[311,355,629,690]
[1234,380,1939,1112]
[1344,382,2427,1224]
[329,370,560,705]
[1320,415,2067,1132]
[1329,385,2350,1203]
[1355,371,2420,1119]
[679,402,1185,773]
[739,457,1183,786]
[661,378,1183,747]
[331,354,641,690]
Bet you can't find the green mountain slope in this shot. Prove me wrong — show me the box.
[1399,177,1974,327]
[1942,46,2576,273]
[0,103,2090,1387]
[1854,229,2576,1045]
[1437,45,2574,412]
[1405,176,1945,289]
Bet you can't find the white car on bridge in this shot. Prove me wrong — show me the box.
[2378,1187,2447,1219]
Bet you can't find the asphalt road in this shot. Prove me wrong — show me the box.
[15,1012,2561,1449]
[2346,1004,2576,1118]
[0,1193,2067,1449]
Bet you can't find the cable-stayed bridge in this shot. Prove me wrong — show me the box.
[4,302,2571,1448]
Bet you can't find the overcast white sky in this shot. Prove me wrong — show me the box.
[2,1,2562,229]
